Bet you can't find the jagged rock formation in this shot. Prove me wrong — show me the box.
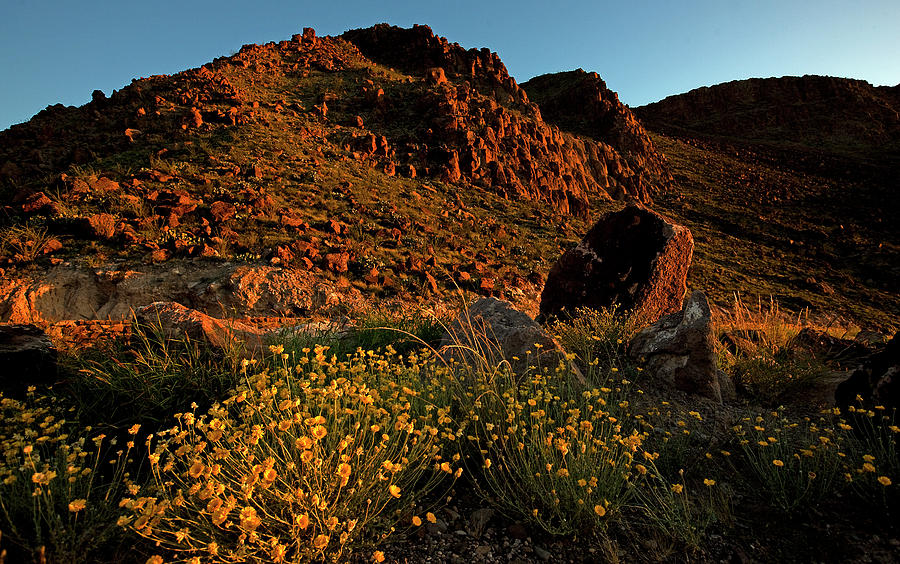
[522,70,672,190]
[0,24,667,222]
[635,75,900,156]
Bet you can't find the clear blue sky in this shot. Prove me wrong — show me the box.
[1,0,898,130]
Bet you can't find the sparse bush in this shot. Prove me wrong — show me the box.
[0,391,136,563]
[61,321,241,428]
[465,364,651,535]
[733,409,848,512]
[633,467,730,551]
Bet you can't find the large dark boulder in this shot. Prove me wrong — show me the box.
[0,324,58,397]
[539,205,693,324]
[836,332,899,411]
[628,291,731,401]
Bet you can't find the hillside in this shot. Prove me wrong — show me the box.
[0,27,896,332]
[630,75,900,329]
[0,25,675,327]
[635,75,900,159]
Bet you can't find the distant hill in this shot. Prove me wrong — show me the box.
[635,75,900,161]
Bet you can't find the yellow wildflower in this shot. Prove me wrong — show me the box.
[389,484,401,498]
[412,515,422,526]
[878,476,892,486]
[773,459,784,467]
[593,504,606,517]
[313,534,329,550]
[68,499,87,513]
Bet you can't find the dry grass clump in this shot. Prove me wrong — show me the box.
[713,295,835,405]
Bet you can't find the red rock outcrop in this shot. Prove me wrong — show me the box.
[521,70,672,192]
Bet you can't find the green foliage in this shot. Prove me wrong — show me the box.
[60,321,243,428]
[0,392,137,563]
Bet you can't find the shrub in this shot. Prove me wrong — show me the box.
[0,391,135,563]
[465,364,651,535]
[729,352,828,406]
[125,345,461,562]
[732,409,847,512]
[551,306,636,375]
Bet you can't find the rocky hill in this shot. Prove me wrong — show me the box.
[0,24,674,327]
[0,25,896,331]
[635,75,900,160]
[522,69,671,187]
[636,76,900,328]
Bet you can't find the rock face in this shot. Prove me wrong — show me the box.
[835,332,899,411]
[0,262,359,324]
[521,69,672,192]
[635,75,900,156]
[136,301,265,351]
[440,297,579,379]
[628,291,727,401]
[0,324,57,397]
[539,205,693,324]
[342,24,667,209]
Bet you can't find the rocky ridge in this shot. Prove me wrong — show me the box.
[635,75,900,158]
[0,25,668,220]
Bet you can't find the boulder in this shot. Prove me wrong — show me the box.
[135,301,266,352]
[628,291,729,401]
[539,205,693,325]
[0,324,57,397]
[440,297,582,381]
[835,332,899,412]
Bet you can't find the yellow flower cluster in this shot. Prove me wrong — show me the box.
[124,347,462,562]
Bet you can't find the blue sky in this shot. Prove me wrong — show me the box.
[1,0,898,130]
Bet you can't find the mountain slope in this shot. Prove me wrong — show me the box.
[635,75,900,328]
[635,75,900,161]
[0,27,895,330]
[0,25,670,323]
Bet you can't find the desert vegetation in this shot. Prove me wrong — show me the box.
[1,299,896,563]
